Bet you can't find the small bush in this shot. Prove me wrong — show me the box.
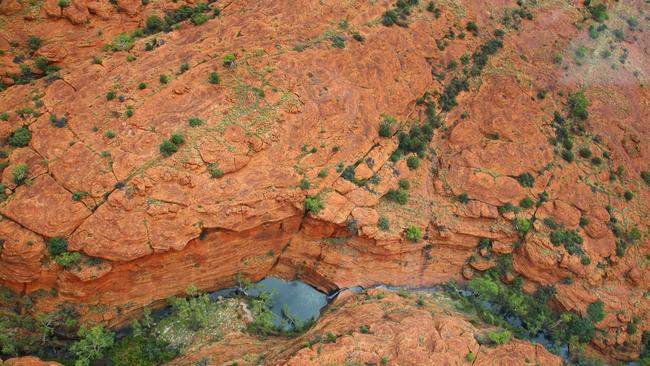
[180,63,190,73]
[159,140,178,156]
[304,196,324,215]
[359,325,370,334]
[105,130,116,139]
[623,191,633,201]
[27,36,42,51]
[466,352,476,362]
[58,0,70,7]
[517,172,535,188]
[188,117,203,127]
[588,3,608,22]
[9,126,32,147]
[12,163,29,185]
[0,112,8,121]
[398,179,410,190]
[514,218,532,234]
[568,91,589,120]
[170,134,185,145]
[138,82,147,90]
[106,91,116,101]
[378,217,390,231]
[145,16,164,34]
[223,54,236,67]
[385,188,408,205]
[578,147,591,158]
[458,192,469,204]
[406,155,420,170]
[300,177,310,190]
[519,196,534,208]
[382,10,399,26]
[125,106,134,118]
[191,13,210,26]
[562,149,575,162]
[330,35,345,49]
[318,169,328,178]
[406,226,423,242]
[641,171,650,186]
[72,192,88,201]
[208,163,223,178]
[591,157,603,166]
[587,300,605,322]
[48,237,69,256]
[378,115,395,137]
[488,330,512,345]
[466,21,479,35]
[209,71,220,84]
[159,74,169,84]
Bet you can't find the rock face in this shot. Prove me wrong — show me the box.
[0,0,648,363]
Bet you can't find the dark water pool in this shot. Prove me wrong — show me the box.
[247,276,329,330]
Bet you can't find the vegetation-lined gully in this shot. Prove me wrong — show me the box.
[0,0,648,365]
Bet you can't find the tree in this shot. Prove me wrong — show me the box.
[587,300,605,323]
[71,325,114,366]
[304,196,324,215]
[568,91,589,120]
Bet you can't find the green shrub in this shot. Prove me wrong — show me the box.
[588,3,608,22]
[27,36,42,51]
[191,13,210,25]
[359,325,370,334]
[105,130,116,139]
[48,237,69,256]
[514,218,531,234]
[159,74,169,84]
[330,35,345,49]
[138,82,147,90]
[517,172,535,187]
[180,63,190,73]
[550,229,584,255]
[0,112,8,121]
[641,171,650,186]
[591,157,603,166]
[106,91,116,101]
[8,126,32,147]
[159,140,178,156]
[12,163,28,185]
[406,225,423,242]
[382,10,399,26]
[55,251,82,268]
[519,196,534,208]
[170,134,185,145]
[398,179,410,190]
[466,352,476,362]
[568,91,589,120]
[318,169,328,178]
[378,115,395,137]
[624,190,633,201]
[300,177,310,190]
[58,0,70,8]
[578,147,591,158]
[304,196,324,214]
[466,21,479,35]
[71,326,115,366]
[458,192,469,204]
[125,106,134,118]
[223,54,236,67]
[188,117,203,127]
[488,329,512,345]
[562,149,575,162]
[72,192,88,201]
[586,300,605,322]
[208,163,223,178]
[385,188,408,205]
[378,217,390,231]
[352,32,365,42]
[109,33,135,51]
[406,155,420,170]
[209,71,220,84]
[145,15,164,34]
